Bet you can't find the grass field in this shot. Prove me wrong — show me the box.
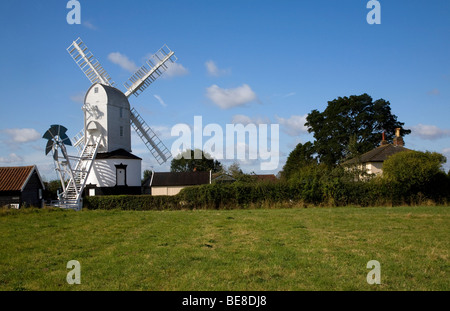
[0,206,448,291]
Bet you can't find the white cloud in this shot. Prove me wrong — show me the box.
[284,92,296,98]
[154,95,167,107]
[276,115,309,136]
[411,124,450,140]
[231,114,270,125]
[108,52,139,73]
[0,153,24,164]
[82,21,97,30]
[206,84,257,109]
[427,88,440,96]
[3,128,41,144]
[205,60,230,77]
[70,91,85,104]
[150,125,172,140]
[163,62,189,78]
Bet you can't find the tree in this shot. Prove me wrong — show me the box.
[43,179,62,200]
[280,141,316,180]
[226,161,244,179]
[142,169,153,184]
[305,94,411,166]
[382,150,447,196]
[170,149,223,173]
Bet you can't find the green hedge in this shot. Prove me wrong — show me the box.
[83,174,450,210]
[83,195,181,211]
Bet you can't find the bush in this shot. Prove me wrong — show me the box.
[382,150,450,202]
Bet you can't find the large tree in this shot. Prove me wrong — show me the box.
[280,141,316,180]
[305,93,411,166]
[170,149,223,173]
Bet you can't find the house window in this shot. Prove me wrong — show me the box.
[120,126,124,137]
[38,189,42,200]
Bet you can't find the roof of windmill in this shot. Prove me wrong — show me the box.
[96,149,142,160]
[87,83,130,107]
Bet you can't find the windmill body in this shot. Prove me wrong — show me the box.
[84,83,132,153]
[83,83,141,194]
[43,38,176,210]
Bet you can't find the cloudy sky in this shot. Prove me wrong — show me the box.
[0,0,449,180]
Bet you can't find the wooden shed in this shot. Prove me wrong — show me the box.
[0,165,45,208]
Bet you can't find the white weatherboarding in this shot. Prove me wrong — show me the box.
[43,38,177,210]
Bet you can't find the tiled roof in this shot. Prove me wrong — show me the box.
[344,144,411,165]
[0,166,35,192]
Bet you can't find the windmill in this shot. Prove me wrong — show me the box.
[44,37,176,210]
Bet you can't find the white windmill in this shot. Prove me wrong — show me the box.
[44,37,176,210]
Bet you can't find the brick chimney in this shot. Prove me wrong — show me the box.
[392,128,405,147]
[380,131,388,146]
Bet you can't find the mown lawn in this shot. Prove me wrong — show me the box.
[0,206,448,291]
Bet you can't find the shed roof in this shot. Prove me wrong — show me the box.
[146,171,210,187]
[0,166,44,192]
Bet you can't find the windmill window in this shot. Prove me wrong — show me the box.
[94,87,98,93]
[120,107,123,118]
[120,126,124,137]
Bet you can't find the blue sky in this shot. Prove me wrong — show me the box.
[0,0,449,181]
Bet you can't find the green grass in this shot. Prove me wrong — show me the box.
[0,206,448,291]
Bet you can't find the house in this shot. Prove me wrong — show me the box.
[0,165,45,208]
[343,128,410,176]
[142,171,211,196]
[211,173,236,184]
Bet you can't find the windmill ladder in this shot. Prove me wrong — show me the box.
[60,135,102,210]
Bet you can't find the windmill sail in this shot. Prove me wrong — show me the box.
[124,45,177,98]
[67,38,115,86]
[130,108,172,165]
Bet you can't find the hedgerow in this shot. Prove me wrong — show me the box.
[83,151,450,210]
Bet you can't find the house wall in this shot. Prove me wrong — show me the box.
[0,191,20,207]
[21,171,44,207]
[85,158,141,188]
[367,162,383,175]
[151,186,185,196]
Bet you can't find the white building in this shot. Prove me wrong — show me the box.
[344,128,410,178]
[83,83,142,195]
